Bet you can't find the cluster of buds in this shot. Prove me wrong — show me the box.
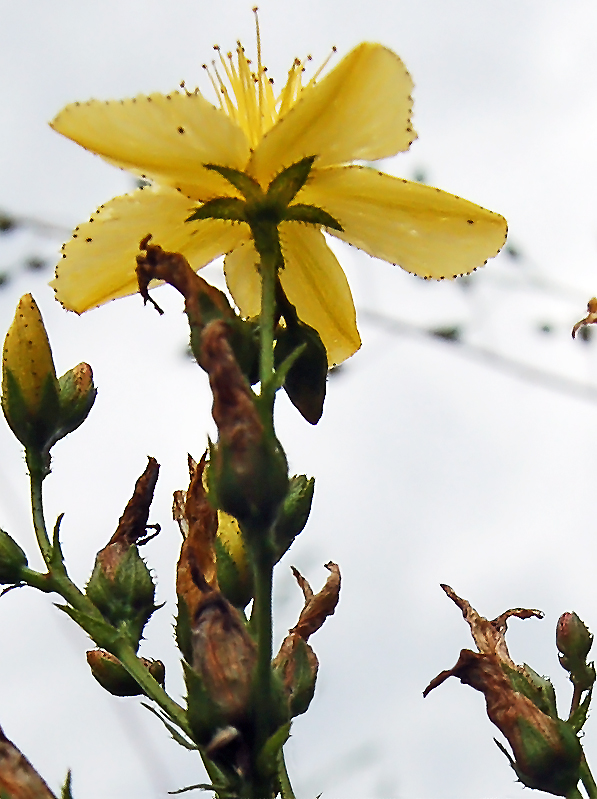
[1,294,96,468]
[424,586,585,796]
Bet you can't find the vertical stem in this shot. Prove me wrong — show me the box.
[258,242,278,413]
[251,537,274,752]
[27,449,52,565]
[278,751,296,799]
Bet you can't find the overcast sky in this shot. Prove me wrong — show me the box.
[3,2,597,798]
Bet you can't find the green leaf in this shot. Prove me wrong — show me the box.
[272,475,314,561]
[61,770,73,799]
[182,659,223,746]
[267,156,316,207]
[55,604,118,650]
[187,197,248,224]
[141,703,199,750]
[569,687,592,733]
[175,594,194,664]
[214,536,253,609]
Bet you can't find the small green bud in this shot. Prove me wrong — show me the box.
[86,649,165,697]
[275,321,327,424]
[273,475,314,561]
[0,527,27,583]
[56,362,96,438]
[557,612,596,692]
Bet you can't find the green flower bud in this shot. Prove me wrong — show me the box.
[2,294,60,450]
[273,475,314,561]
[274,321,327,424]
[557,612,596,692]
[86,649,165,697]
[0,528,27,584]
[57,362,96,438]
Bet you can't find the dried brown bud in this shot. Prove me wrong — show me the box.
[0,724,56,799]
[201,320,288,529]
[572,297,597,338]
[86,458,160,648]
[86,649,165,697]
[424,586,582,796]
[273,563,340,717]
[174,453,219,620]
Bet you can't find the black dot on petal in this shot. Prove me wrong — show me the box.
[86,238,92,242]
[72,234,77,239]
[62,254,66,259]
[166,95,172,100]
[467,219,474,225]
[178,126,185,134]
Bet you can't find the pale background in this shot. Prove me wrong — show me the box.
[1,1,597,797]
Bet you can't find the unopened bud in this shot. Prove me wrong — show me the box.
[57,362,96,438]
[214,510,252,608]
[557,612,596,691]
[0,528,27,584]
[202,320,288,531]
[2,294,60,450]
[87,649,165,696]
[273,475,314,561]
[86,458,159,649]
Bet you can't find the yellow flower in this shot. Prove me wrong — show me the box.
[50,22,507,365]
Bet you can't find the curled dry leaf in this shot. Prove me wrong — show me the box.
[291,561,341,641]
[174,452,219,618]
[572,297,597,339]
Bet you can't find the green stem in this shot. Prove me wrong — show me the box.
[258,241,278,414]
[567,787,584,799]
[27,449,52,565]
[581,756,597,799]
[251,538,274,749]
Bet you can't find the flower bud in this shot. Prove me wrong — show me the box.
[201,320,288,532]
[557,612,596,692]
[273,475,314,561]
[214,510,252,608]
[87,649,165,696]
[2,294,60,450]
[86,458,159,650]
[424,586,583,796]
[56,362,96,438]
[0,528,27,584]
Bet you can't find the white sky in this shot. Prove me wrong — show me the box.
[2,1,597,797]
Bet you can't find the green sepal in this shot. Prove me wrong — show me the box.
[272,475,314,562]
[569,687,592,733]
[187,197,248,224]
[267,156,316,208]
[284,203,343,231]
[182,658,223,746]
[0,527,27,584]
[501,662,558,718]
[175,594,194,664]
[86,546,157,650]
[214,536,253,609]
[285,638,318,718]
[203,164,264,202]
[141,702,199,750]
[274,321,327,424]
[61,770,73,799]
[55,604,119,651]
[3,368,61,451]
[512,716,582,795]
[255,721,291,782]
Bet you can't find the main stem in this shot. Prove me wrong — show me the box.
[581,756,597,799]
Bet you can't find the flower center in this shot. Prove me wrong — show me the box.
[201,8,336,150]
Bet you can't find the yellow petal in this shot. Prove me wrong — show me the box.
[299,165,507,278]
[52,185,250,312]
[224,240,262,319]
[51,92,251,201]
[279,224,361,366]
[249,43,415,186]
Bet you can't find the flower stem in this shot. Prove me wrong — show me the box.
[257,238,278,414]
[581,755,597,799]
[251,535,275,753]
[27,449,52,565]
[278,751,296,799]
